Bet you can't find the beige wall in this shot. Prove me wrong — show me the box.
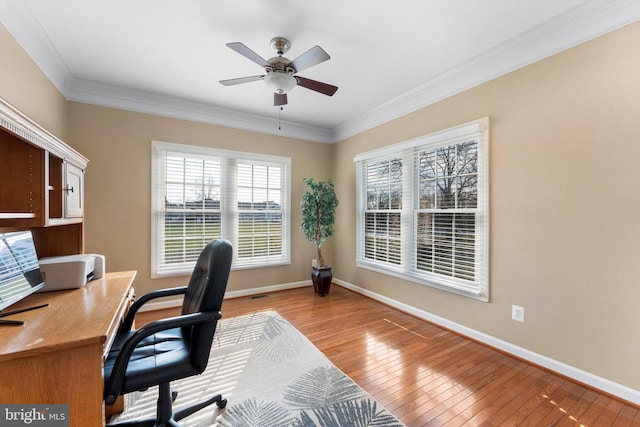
[67,103,334,297]
[0,24,68,140]
[334,22,640,390]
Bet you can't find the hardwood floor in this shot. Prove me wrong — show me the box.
[137,285,640,426]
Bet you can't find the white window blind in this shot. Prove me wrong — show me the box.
[354,118,489,300]
[363,156,404,267]
[235,161,285,267]
[152,141,290,277]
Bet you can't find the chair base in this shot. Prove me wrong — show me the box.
[106,383,226,427]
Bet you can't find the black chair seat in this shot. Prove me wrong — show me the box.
[104,329,194,394]
[108,328,184,355]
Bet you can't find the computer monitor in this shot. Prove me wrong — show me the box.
[0,230,45,313]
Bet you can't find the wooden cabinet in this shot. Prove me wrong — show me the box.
[0,96,89,257]
[48,155,85,223]
[64,162,84,218]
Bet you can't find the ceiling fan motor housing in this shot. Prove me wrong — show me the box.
[266,56,295,74]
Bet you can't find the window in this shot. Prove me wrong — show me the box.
[355,118,489,300]
[363,157,403,266]
[152,141,290,277]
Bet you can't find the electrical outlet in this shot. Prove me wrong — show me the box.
[512,305,525,322]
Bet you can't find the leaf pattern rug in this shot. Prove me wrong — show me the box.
[111,310,404,427]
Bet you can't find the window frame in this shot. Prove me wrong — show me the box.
[354,118,489,301]
[151,141,291,278]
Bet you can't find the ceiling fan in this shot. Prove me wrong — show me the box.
[219,37,338,107]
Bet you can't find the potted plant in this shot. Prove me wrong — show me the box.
[301,178,339,296]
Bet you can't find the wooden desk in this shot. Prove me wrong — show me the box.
[0,271,136,427]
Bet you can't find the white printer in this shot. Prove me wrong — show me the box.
[38,254,105,292]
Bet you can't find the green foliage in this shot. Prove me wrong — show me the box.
[301,178,339,267]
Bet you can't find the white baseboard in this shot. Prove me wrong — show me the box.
[137,280,312,312]
[333,278,640,407]
[225,280,312,299]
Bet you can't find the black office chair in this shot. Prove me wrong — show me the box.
[104,239,233,427]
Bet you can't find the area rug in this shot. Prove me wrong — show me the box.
[111,310,404,427]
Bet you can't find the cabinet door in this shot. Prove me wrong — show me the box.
[65,163,84,218]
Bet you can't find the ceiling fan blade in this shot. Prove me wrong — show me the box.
[226,42,270,68]
[289,45,330,73]
[219,75,264,86]
[274,93,288,106]
[296,76,338,96]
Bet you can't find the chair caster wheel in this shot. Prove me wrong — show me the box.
[217,399,227,409]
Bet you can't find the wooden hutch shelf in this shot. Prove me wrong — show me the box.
[0,96,89,257]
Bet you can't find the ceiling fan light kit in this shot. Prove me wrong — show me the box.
[219,37,338,107]
[264,71,297,94]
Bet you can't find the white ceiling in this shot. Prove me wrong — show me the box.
[1,1,638,142]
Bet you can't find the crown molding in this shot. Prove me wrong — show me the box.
[67,79,336,143]
[333,0,640,141]
[2,1,638,144]
[0,0,74,95]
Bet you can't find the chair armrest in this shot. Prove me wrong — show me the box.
[105,310,221,404]
[120,286,187,333]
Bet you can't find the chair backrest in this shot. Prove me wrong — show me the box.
[182,239,233,370]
